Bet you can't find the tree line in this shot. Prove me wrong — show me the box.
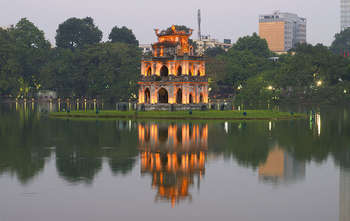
[207,31,350,105]
[0,17,140,102]
[1,18,350,104]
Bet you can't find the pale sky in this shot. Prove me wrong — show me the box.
[1,0,340,46]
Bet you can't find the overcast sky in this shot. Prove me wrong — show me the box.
[1,0,340,46]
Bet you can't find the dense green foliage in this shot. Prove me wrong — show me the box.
[330,28,350,55]
[109,26,138,46]
[0,18,51,98]
[55,17,102,49]
[208,33,350,104]
[40,42,140,101]
[0,18,140,102]
[204,46,226,57]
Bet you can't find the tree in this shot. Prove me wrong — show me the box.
[235,75,276,105]
[12,18,50,49]
[40,42,141,101]
[330,28,350,55]
[55,17,102,49]
[0,27,16,96]
[232,33,272,58]
[0,18,51,97]
[108,26,138,46]
[204,46,225,57]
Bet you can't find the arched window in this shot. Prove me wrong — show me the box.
[160,65,169,77]
[145,125,150,142]
[146,67,151,76]
[158,127,168,143]
[176,89,182,104]
[189,94,193,104]
[189,123,193,139]
[200,93,203,103]
[177,66,182,76]
[144,88,150,104]
[177,127,182,143]
[158,88,168,103]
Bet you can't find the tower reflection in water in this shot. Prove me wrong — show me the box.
[138,123,208,207]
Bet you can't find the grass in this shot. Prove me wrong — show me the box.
[49,110,306,121]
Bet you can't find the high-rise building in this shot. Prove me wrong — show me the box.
[341,0,350,30]
[259,11,306,53]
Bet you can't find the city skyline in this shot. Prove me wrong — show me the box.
[1,0,340,46]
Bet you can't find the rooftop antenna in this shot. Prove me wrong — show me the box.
[198,9,201,40]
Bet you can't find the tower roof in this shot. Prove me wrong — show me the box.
[155,25,193,37]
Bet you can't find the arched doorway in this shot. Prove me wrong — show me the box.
[189,64,193,76]
[197,70,201,76]
[177,66,182,76]
[189,94,193,104]
[158,88,168,103]
[176,89,182,104]
[160,65,169,77]
[177,127,182,143]
[144,88,150,104]
[146,67,151,76]
[158,126,168,143]
[200,93,203,103]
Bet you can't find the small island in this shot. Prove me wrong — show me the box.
[49,110,306,120]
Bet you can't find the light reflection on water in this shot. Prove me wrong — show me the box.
[0,102,349,220]
[138,123,208,207]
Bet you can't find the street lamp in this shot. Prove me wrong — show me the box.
[316,80,322,87]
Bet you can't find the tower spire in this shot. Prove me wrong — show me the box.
[198,9,201,40]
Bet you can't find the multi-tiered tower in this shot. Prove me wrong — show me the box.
[138,25,208,110]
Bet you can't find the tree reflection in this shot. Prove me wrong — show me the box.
[54,120,138,183]
[0,104,52,184]
[1,103,350,188]
[0,103,139,184]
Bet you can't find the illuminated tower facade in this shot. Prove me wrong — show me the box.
[138,25,208,110]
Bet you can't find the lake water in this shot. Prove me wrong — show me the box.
[0,102,349,221]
